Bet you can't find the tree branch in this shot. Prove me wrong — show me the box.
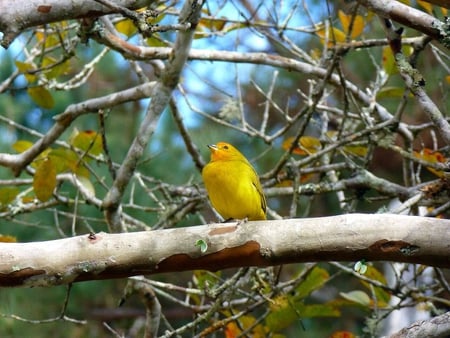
[0,82,156,176]
[380,18,450,146]
[101,0,204,232]
[358,0,446,42]
[0,0,153,48]
[388,310,450,338]
[0,214,448,288]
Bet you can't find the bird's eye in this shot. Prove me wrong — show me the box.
[223,145,229,149]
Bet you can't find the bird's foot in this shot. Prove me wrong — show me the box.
[236,217,248,225]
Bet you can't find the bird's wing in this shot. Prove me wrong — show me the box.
[251,171,266,214]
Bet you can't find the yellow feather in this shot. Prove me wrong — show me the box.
[202,142,266,221]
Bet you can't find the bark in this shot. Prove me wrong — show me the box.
[358,0,446,41]
[0,214,449,288]
[0,0,152,47]
[388,311,450,338]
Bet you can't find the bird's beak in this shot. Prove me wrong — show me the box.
[207,144,218,152]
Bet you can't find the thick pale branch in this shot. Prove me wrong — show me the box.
[0,0,152,48]
[388,310,450,338]
[358,0,445,41]
[0,214,448,288]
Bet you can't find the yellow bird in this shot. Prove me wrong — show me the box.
[202,142,266,221]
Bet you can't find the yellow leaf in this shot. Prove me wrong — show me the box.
[42,56,71,79]
[0,234,17,243]
[13,140,52,168]
[27,86,55,109]
[382,46,413,75]
[49,147,91,177]
[223,315,269,338]
[338,10,364,38]
[33,157,57,202]
[359,266,391,307]
[0,187,20,206]
[21,196,35,204]
[146,35,169,47]
[70,130,103,156]
[35,23,68,49]
[15,61,37,83]
[445,75,450,84]
[338,10,351,35]
[330,331,356,338]
[310,48,322,61]
[413,148,446,177]
[282,136,322,155]
[417,0,434,14]
[36,31,56,49]
[295,266,329,299]
[382,46,397,75]
[221,22,248,34]
[376,86,412,99]
[350,15,365,39]
[317,26,347,46]
[115,19,138,37]
[266,297,339,331]
[194,26,209,39]
[12,140,33,153]
[297,303,341,318]
[48,148,75,173]
[224,322,240,338]
[344,145,368,157]
[198,17,227,32]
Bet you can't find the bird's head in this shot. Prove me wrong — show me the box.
[207,142,246,162]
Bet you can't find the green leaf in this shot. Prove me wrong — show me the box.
[340,290,371,307]
[146,35,169,47]
[0,187,20,206]
[266,295,298,331]
[354,260,368,274]
[76,175,95,199]
[376,86,411,99]
[42,57,71,79]
[33,158,57,202]
[48,148,76,173]
[359,266,391,307]
[27,86,55,109]
[343,145,368,157]
[192,270,220,290]
[300,303,341,318]
[266,295,340,331]
[295,266,329,299]
[195,239,208,253]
